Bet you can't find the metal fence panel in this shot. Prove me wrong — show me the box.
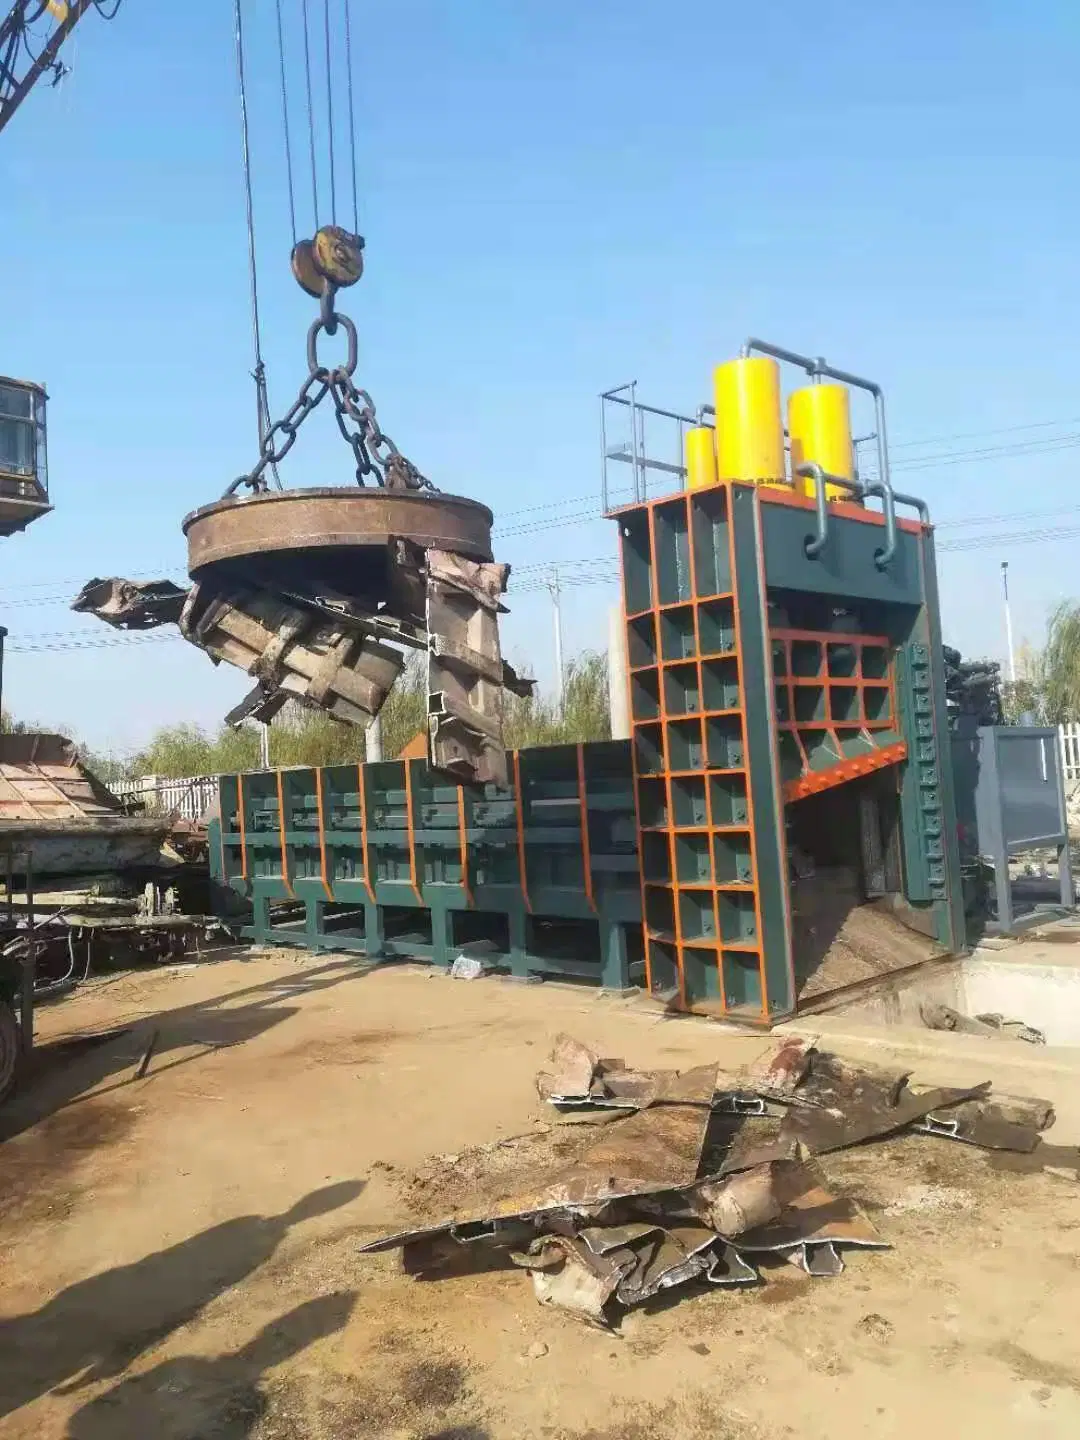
[1059,723,1080,785]
[109,774,219,823]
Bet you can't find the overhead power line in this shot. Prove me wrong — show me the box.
[6,633,181,655]
[3,414,1080,604]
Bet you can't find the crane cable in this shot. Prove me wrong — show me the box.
[294,0,360,236]
[343,0,359,235]
[323,0,336,223]
[233,0,280,488]
[274,0,297,247]
[300,0,319,225]
[226,1,375,496]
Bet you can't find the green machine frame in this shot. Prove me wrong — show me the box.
[615,477,963,1021]
[209,456,963,1023]
[211,743,644,990]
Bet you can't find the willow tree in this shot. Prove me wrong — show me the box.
[1039,602,1080,722]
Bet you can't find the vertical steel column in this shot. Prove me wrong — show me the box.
[20,848,33,1054]
[728,486,795,1018]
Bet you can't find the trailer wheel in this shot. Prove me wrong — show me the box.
[0,1000,18,1106]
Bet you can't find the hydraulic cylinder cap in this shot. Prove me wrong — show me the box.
[685,425,718,491]
[713,357,784,485]
[788,383,854,501]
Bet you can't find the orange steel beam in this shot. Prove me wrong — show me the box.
[237,773,248,882]
[782,741,907,802]
[457,786,473,905]
[403,760,423,903]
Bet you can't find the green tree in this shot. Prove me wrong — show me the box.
[110,647,612,779]
[1037,602,1080,722]
[503,650,610,749]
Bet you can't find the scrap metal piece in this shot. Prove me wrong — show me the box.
[561,1220,752,1311]
[359,1064,719,1256]
[801,1243,844,1278]
[514,1234,635,1326]
[537,1036,812,1117]
[180,584,405,727]
[578,1222,660,1255]
[713,1091,770,1116]
[613,1224,720,1307]
[706,1244,759,1286]
[685,1163,784,1237]
[973,1012,1046,1046]
[71,576,188,630]
[222,684,291,728]
[741,1035,818,1099]
[546,1065,717,1202]
[779,1077,992,1156]
[536,1034,661,1112]
[401,1219,537,1276]
[921,1002,1045,1045]
[913,1090,1055,1153]
[733,1160,887,1273]
[537,1033,601,1106]
[795,1049,910,1112]
[425,549,512,786]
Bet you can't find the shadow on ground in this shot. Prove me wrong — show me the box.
[0,1180,364,1423]
[63,1292,358,1440]
[0,958,368,1144]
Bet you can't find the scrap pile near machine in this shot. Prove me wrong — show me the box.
[361,1033,1067,1328]
[0,732,217,985]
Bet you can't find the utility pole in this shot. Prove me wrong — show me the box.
[365,713,383,763]
[259,722,271,770]
[547,566,564,716]
[1001,560,1016,684]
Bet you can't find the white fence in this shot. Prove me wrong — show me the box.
[108,774,219,823]
[1060,724,1080,786]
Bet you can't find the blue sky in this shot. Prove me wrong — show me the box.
[1,0,1078,754]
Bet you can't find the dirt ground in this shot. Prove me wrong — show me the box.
[1,949,1078,1440]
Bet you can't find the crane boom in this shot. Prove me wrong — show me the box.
[0,1,119,138]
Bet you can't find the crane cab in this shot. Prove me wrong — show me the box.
[0,377,51,537]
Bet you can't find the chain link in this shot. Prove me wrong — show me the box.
[328,369,435,491]
[225,297,434,497]
[225,366,330,495]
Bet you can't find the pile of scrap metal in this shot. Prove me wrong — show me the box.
[72,489,532,786]
[944,644,1004,729]
[0,732,223,992]
[360,1034,1064,1328]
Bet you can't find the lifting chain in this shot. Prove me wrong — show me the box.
[225,228,433,497]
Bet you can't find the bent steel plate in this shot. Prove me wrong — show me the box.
[183,488,494,574]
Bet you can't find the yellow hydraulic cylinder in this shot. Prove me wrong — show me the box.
[788,383,854,501]
[685,425,718,491]
[713,357,785,485]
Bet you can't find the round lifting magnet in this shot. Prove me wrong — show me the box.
[312,227,365,288]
